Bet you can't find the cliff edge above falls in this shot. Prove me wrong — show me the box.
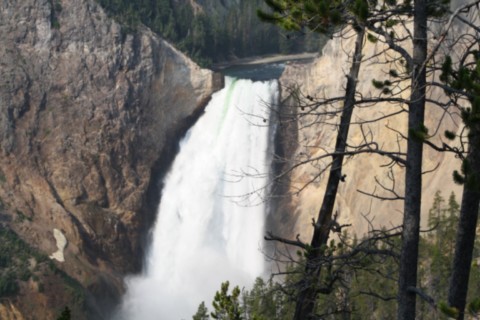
[0,0,221,318]
[277,28,462,242]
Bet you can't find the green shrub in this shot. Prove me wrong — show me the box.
[0,272,19,297]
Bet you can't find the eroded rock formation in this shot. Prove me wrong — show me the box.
[0,0,220,318]
[277,28,462,242]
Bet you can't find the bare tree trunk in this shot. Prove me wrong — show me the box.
[448,127,480,320]
[293,26,365,320]
[396,0,427,318]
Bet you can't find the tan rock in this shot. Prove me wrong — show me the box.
[0,301,24,320]
[278,27,462,242]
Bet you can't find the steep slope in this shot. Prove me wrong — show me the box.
[0,0,220,318]
[277,28,462,241]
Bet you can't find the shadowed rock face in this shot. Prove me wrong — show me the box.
[0,0,220,317]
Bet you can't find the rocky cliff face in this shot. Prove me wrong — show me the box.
[0,0,220,318]
[277,28,462,242]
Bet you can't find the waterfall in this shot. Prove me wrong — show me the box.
[117,77,279,320]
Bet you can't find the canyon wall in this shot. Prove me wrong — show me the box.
[277,27,462,243]
[0,0,220,318]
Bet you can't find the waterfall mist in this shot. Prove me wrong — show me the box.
[117,77,279,320]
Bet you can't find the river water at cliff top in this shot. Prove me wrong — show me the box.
[221,62,286,81]
[218,53,316,81]
[117,77,279,320]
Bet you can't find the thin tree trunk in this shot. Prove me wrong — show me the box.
[397,0,427,318]
[448,127,480,320]
[293,26,365,320]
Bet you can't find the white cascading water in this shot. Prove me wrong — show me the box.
[118,77,279,320]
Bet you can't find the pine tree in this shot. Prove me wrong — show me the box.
[193,301,210,320]
[56,307,71,320]
[439,27,480,319]
[211,281,243,320]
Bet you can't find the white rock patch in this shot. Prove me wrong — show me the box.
[49,228,67,262]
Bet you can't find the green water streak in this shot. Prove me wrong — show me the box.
[216,78,238,138]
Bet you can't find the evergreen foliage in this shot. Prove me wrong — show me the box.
[195,192,480,319]
[439,29,480,318]
[56,307,72,320]
[256,0,414,36]
[193,302,210,320]
[441,51,480,189]
[243,277,295,319]
[0,226,86,313]
[0,227,46,297]
[93,0,325,66]
[440,51,480,133]
[211,281,243,320]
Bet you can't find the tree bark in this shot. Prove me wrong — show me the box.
[293,26,365,320]
[448,126,480,320]
[396,0,427,318]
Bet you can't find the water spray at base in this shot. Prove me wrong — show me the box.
[117,77,279,320]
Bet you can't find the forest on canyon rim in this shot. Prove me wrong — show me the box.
[93,0,327,65]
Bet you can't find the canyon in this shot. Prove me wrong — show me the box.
[0,0,466,319]
[0,0,220,318]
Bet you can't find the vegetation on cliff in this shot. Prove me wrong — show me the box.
[196,192,480,319]
[254,0,480,318]
[0,0,220,317]
[93,0,326,66]
[0,226,87,319]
